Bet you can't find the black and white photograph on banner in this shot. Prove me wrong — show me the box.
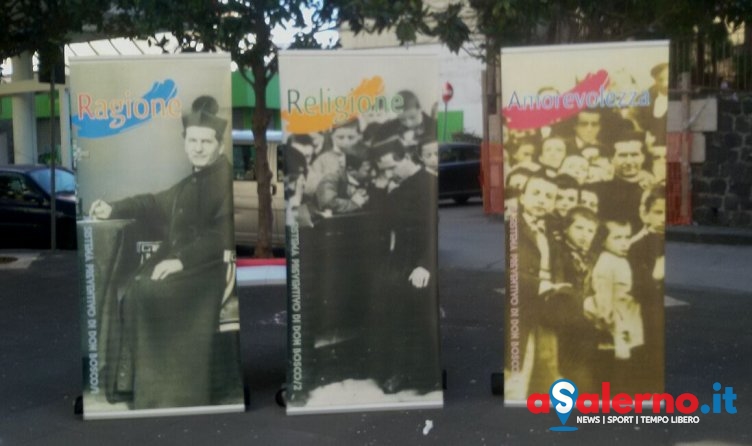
[500,42,669,404]
[71,55,244,419]
[280,51,444,414]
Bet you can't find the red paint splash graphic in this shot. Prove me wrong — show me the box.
[503,70,610,130]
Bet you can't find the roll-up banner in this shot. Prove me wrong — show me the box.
[280,50,444,414]
[501,42,669,405]
[71,55,244,420]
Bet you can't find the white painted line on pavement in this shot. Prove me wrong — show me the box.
[665,295,689,307]
[0,252,40,270]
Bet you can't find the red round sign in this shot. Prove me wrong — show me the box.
[442,82,454,103]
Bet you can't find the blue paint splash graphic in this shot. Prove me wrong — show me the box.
[72,79,178,139]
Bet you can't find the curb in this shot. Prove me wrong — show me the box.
[236,257,286,286]
[665,226,752,246]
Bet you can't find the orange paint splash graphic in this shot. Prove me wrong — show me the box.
[282,76,385,134]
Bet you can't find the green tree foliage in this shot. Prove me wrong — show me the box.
[0,0,109,61]
[336,0,752,57]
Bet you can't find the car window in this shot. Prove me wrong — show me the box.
[232,142,282,182]
[442,145,481,162]
[27,168,76,195]
[276,144,285,181]
[440,147,457,163]
[463,146,481,161]
[233,144,257,181]
[0,173,36,203]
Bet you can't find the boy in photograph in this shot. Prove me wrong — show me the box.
[586,219,643,388]
[537,136,569,176]
[379,90,437,149]
[316,153,371,214]
[505,171,561,398]
[628,183,666,392]
[509,137,537,167]
[304,119,363,197]
[549,174,580,242]
[550,206,600,392]
[579,185,600,215]
[558,154,589,185]
[419,138,439,175]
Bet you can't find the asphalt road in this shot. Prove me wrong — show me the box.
[1,200,751,445]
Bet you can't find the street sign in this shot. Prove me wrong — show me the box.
[442,81,454,103]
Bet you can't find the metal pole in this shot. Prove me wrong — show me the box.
[443,101,448,142]
[50,69,57,251]
[679,72,691,225]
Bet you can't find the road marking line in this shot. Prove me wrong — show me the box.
[664,295,689,307]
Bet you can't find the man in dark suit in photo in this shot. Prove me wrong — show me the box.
[368,135,441,396]
[595,131,650,235]
[89,95,239,409]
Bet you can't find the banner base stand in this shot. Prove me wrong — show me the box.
[491,372,504,396]
[275,384,287,408]
[74,395,83,416]
[287,399,444,416]
[82,403,246,421]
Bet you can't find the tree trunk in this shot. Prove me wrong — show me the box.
[250,64,273,258]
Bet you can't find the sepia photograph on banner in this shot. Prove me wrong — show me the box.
[501,42,670,404]
[71,55,245,420]
[280,51,444,414]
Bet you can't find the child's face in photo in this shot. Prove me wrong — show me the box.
[507,173,529,192]
[332,127,361,151]
[555,188,579,218]
[579,189,599,214]
[520,177,557,219]
[539,138,567,170]
[559,156,589,184]
[421,142,439,171]
[512,143,535,165]
[291,141,315,164]
[604,222,632,257]
[650,145,667,181]
[643,198,666,234]
[399,106,423,130]
[566,215,598,253]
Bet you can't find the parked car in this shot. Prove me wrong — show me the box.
[438,142,482,204]
[232,129,286,248]
[0,165,77,249]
